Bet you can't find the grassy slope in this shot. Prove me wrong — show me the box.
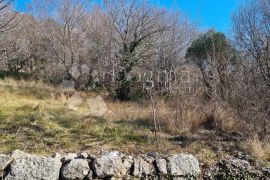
[1,78,268,166]
[0,79,180,156]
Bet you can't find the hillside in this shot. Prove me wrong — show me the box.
[0,78,268,167]
[0,78,175,155]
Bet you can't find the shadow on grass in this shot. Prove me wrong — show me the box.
[115,118,153,129]
[169,129,243,154]
[169,135,190,148]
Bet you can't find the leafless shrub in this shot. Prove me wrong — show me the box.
[153,94,238,135]
[231,0,270,138]
[0,0,19,65]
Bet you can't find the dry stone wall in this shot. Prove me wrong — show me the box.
[0,150,201,180]
[0,150,269,179]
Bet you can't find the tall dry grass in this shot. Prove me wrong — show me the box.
[154,95,238,134]
[0,78,50,89]
[242,135,270,161]
[103,93,239,136]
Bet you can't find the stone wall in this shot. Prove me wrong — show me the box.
[0,150,201,180]
[0,150,269,180]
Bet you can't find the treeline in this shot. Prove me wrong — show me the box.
[0,0,269,136]
[0,0,196,100]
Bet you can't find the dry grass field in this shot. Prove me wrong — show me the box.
[0,78,269,165]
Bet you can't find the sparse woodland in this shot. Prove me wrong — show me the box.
[0,0,269,165]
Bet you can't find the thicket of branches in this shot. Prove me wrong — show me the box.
[0,0,196,100]
[230,0,270,137]
[0,0,269,137]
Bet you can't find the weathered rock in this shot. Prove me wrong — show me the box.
[108,151,124,158]
[155,158,167,175]
[88,154,97,160]
[203,158,265,179]
[123,156,133,174]
[61,159,90,180]
[133,156,155,178]
[5,155,62,180]
[52,153,62,160]
[86,169,93,180]
[167,154,201,177]
[93,151,127,178]
[2,150,270,180]
[62,153,78,162]
[79,152,89,159]
[147,152,159,158]
[0,155,13,178]
[10,150,30,159]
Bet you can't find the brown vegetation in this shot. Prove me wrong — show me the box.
[0,0,269,165]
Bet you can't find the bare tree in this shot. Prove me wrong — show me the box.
[231,0,270,137]
[29,0,90,83]
[79,5,116,89]
[154,12,196,93]
[1,14,38,72]
[103,0,169,100]
[0,0,18,65]
[232,0,270,87]
[0,0,16,34]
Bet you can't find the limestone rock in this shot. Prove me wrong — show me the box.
[167,154,200,177]
[93,151,127,178]
[62,153,78,162]
[86,169,93,180]
[52,153,62,160]
[147,152,159,158]
[155,158,167,175]
[203,158,264,179]
[5,155,62,180]
[10,150,30,159]
[123,156,133,174]
[0,155,13,177]
[79,152,89,159]
[133,156,155,178]
[61,159,90,180]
